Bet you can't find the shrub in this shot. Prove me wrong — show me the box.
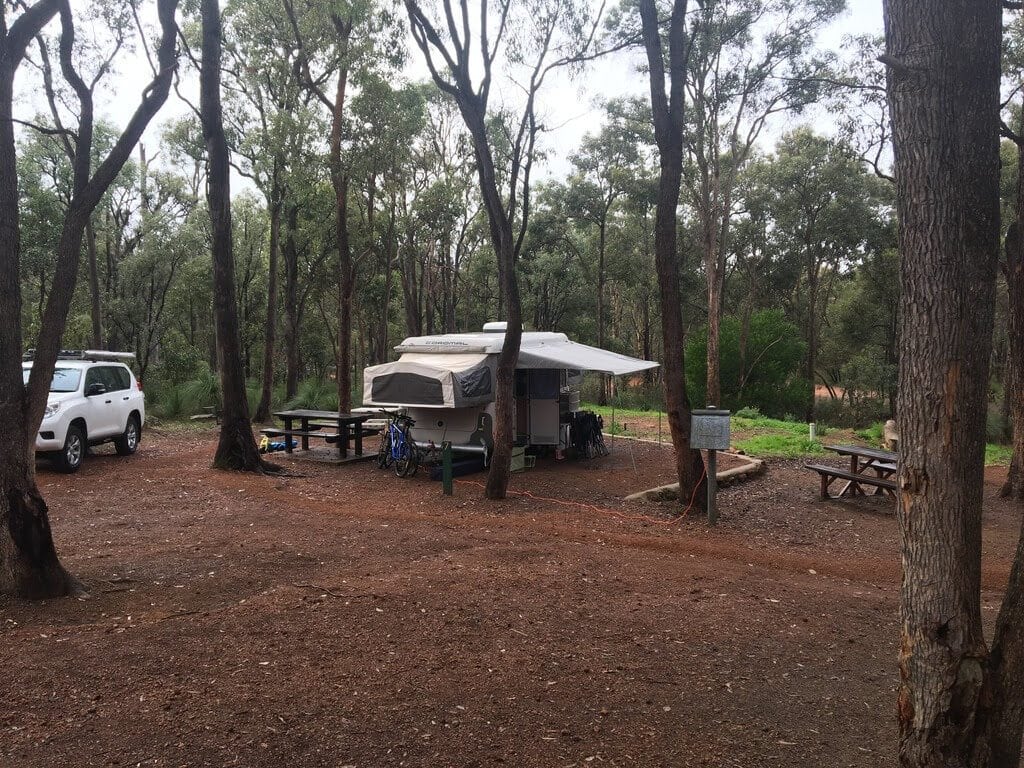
[734,406,763,419]
[285,378,339,412]
[686,310,810,418]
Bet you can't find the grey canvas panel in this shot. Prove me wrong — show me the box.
[455,362,492,401]
[372,372,445,405]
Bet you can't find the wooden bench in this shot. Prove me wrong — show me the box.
[805,463,897,500]
[260,428,340,444]
[306,422,381,438]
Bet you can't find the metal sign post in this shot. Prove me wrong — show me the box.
[442,442,453,496]
[689,407,731,525]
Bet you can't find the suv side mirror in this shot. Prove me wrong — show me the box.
[86,382,106,396]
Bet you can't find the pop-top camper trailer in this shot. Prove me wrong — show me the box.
[361,323,658,459]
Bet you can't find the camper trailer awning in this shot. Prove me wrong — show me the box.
[515,339,658,376]
[393,332,659,376]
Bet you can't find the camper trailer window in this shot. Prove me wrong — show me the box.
[456,364,492,399]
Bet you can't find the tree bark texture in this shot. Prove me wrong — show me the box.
[201,0,265,472]
[0,1,72,598]
[85,218,102,348]
[1001,144,1024,500]
[640,0,706,512]
[884,0,1013,764]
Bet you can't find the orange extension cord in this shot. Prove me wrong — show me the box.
[455,463,708,526]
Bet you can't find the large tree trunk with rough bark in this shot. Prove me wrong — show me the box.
[1002,142,1024,500]
[884,0,1024,764]
[640,0,706,513]
[201,0,265,472]
[0,3,74,598]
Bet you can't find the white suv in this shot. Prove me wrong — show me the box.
[22,351,146,473]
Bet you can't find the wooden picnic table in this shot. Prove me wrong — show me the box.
[805,444,898,500]
[266,409,374,459]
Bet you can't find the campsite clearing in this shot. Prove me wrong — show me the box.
[1,427,1018,767]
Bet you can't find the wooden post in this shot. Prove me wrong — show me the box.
[442,441,453,496]
[707,448,718,525]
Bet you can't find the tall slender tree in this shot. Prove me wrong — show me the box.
[200,0,266,471]
[639,0,706,511]
[405,0,604,498]
[1,0,180,597]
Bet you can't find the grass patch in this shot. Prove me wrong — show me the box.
[986,443,1013,466]
[734,434,827,458]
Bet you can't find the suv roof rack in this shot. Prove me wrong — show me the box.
[23,349,136,362]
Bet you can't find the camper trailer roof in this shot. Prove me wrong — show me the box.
[393,330,658,376]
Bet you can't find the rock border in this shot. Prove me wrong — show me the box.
[617,439,766,502]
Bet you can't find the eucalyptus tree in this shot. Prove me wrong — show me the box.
[565,114,642,403]
[284,0,405,413]
[1,0,179,598]
[746,129,885,422]
[885,0,1024,764]
[999,14,1024,500]
[404,0,609,499]
[222,0,323,421]
[683,0,843,408]
[200,0,271,471]
[637,0,706,511]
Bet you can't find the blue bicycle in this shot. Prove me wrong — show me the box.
[376,412,419,477]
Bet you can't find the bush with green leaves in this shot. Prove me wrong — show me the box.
[285,379,339,412]
[686,310,809,418]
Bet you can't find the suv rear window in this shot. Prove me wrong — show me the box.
[22,367,82,393]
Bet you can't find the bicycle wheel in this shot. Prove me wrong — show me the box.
[377,429,393,469]
[395,433,419,478]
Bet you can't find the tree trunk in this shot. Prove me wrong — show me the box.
[0,8,75,597]
[884,0,1020,764]
[201,0,266,472]
[1001,145,1024,500]
[2,0,178,597]
[283,203,300,399]
[85,218,102,348]
[597,219,608,406]
[254,177,282,423]
[705,221,722,407]
[328,17,352,415]
[640,0,706,513]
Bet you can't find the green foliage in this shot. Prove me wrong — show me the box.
[735,434,826,458]
[285,379,339,412]
[686,310,809,417]
[986,443,1013,466]
[855,421,885,444]
[734,406,763,419]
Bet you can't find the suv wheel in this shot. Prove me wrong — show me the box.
[53,425,85,473]
[115,415,140,456]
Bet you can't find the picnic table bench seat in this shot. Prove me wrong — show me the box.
[804,463,897,499]
[260,427,341,443]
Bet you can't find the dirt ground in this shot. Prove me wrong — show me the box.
[1,428,1019,767]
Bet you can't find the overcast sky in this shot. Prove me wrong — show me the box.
[17,0,884,186]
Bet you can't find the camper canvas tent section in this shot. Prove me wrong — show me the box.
[362,325,658,457]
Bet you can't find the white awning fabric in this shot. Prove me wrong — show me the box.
[516,339,659,376]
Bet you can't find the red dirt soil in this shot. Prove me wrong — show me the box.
[0,429,1019,767]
